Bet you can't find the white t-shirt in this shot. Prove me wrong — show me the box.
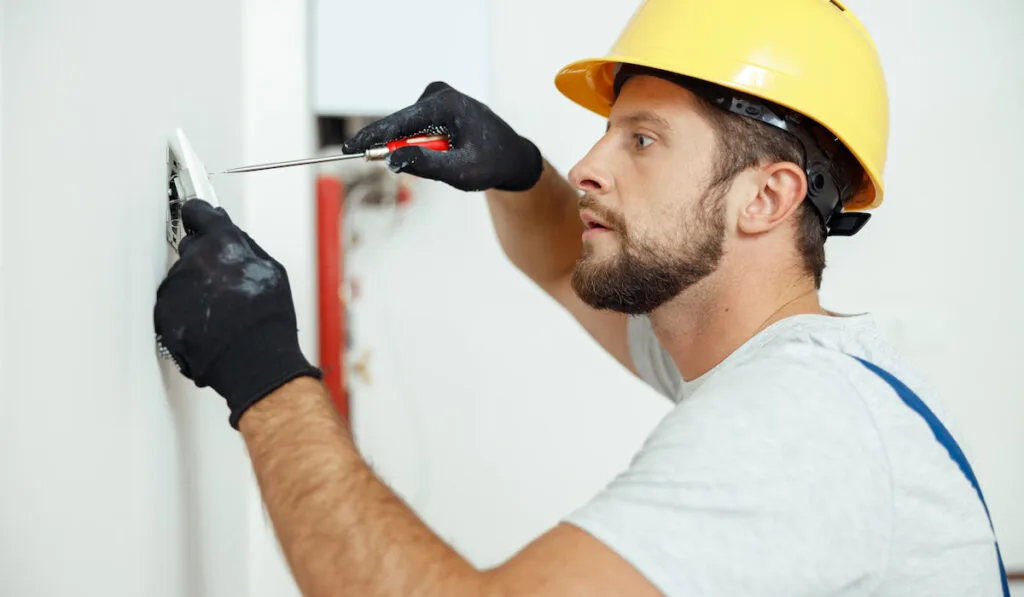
[565,313,1003,596]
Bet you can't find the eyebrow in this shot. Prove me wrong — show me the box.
[607,110,673,133]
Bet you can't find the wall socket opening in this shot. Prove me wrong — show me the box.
[166,146,186,251]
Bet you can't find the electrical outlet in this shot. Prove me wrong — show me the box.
[166,146,187,251]
[165,129,219,252]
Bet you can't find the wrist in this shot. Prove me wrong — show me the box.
[237,376,327,433]
[203,318,323,428]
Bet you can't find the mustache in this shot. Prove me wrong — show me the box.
[578,194,627,231]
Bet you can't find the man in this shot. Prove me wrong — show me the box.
[154,0,1009,595]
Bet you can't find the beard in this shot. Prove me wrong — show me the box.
[570,187,727,315]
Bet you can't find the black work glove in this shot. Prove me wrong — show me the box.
[154,200,322,428]
[343,81,543,192]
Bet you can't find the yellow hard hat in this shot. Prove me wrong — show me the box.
[555,0,889,224]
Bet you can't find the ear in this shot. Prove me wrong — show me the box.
[737,162,807,235]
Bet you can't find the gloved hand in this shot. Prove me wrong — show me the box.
[343,81,543,192]
[154,200,322,428]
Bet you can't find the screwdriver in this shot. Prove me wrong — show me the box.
[220,134,451,174]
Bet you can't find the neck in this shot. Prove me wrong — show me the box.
[648,269,826,381]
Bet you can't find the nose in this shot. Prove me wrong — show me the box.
[568,139,614,195]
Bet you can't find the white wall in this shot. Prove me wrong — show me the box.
[1,0,5,417]
[328,0,1024,582]
[0,1,309,595]
[239,1,317,596]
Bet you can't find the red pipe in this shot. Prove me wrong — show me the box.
[317,175,348,420]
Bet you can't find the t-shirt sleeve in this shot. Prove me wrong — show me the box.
[564,351,893,596]
[627,315,682,400]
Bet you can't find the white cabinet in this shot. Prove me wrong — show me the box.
[312,0,492,116]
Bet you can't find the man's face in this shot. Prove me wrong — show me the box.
[568,75,728,315]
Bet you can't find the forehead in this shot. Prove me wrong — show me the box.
[609,75,707,126]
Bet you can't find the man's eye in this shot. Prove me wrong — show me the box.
[635,134,654,149]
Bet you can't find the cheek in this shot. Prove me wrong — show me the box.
[622,187,691,249]
[617,144,715,243]
[620,209,674,253]
[632,155,705,211]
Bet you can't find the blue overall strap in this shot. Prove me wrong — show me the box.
[854,357,1010,597]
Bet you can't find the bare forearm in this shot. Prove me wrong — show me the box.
[238,378,486,597]
[485,161,584,289]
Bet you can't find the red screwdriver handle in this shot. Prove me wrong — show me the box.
[385,134,451,153]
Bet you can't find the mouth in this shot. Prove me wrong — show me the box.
[580,211,613,233]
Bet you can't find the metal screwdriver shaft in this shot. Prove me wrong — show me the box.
[221,152,364,174]
[220,134,450,175]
